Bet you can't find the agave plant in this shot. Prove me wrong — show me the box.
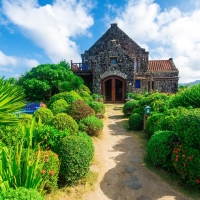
[0,77,25,125]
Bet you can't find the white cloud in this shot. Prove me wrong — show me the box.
[1,0,94,63]
[0,51,39,74]
[108,0,200,83]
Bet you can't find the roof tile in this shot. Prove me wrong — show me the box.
[148,60,173,71]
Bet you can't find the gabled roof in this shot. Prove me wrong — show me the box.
[148,59,178,71]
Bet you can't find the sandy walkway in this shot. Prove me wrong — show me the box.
[82,104,190,200]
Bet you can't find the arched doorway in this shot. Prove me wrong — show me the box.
[102,76,125,103]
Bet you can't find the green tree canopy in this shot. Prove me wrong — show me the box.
[16,60,84,101]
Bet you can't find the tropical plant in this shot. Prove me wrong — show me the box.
[0,77,25,125]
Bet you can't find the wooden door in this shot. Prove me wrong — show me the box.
[102,76,125,103]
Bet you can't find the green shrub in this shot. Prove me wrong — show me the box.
[172,110,200,149]
[34,108,53,124]
[51,113,78,133]
[69,99,95,121]
[126,93,143,100]
[0,187,44,200]
[129,113,143,131]
[0,124,26,147]
[169,84,200,108]
[154,115,175,132]
[123,100,139,115]
[49,99,69,115]
[139,92,169,107]
[89,101,105,115]
[150,99,167,113]
[19,113,33,125]
[39,150,59,192]
[131,106,144,116]
[49,91,83,106]
[76,132,94,152]
[58,136,94,185]
[147,131,178,170]
[146,113,164,137]
[79,116,103,136]
[172,144,200,187]
[35,125,69,150]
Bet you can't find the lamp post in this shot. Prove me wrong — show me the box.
[144,105,151,131]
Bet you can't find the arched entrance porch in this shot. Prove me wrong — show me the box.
[102,76,125,103]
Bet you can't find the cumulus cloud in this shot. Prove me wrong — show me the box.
[0,50,39,75]
[1,0,94,63]
[108,0,200,83]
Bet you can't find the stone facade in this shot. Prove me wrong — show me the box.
[72,23,179,102]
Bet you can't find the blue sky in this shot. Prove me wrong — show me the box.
[0,0,200,83]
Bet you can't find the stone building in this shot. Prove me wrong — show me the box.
[71,23,179,103]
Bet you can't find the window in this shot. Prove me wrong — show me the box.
[111,58,117,64]
[135,80,140,88]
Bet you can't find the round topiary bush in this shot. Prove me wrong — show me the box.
[51,113,78,134]
[79,116,103,136]
[33,107,53,124]
[146,113,164,137]
[0,187,44,200]
[89,101,105,115]
[172,144,200,187]
[49,91,83,106]
[49,99,69,115]
[172,110,200,149]
[147,131,178,170]
[69,99,95,121]
[129,113,143,131]
[58,135,94,185]
[39,150,60,192]
[131,106,144,116]
[123,100,139,115]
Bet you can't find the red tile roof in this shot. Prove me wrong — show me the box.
[148,60,173,71]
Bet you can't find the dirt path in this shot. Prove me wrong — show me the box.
[82,104,190,200]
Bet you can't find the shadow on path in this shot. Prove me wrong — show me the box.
[99,105,189,200]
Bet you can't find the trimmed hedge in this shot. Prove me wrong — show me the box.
[51,113,78,134]
[89,101,105,115]
[58,135,94,185]
[34,107,53,124]
[123,100,139,115]
[172,110,200,149]
[49,99,69,115]
[129,113,143,131]
[147,131,178,170]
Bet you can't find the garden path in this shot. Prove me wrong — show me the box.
[82,104,190,200]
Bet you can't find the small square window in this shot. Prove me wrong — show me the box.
[111,58,117,64]
[135,80,140,88]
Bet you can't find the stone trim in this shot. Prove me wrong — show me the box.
[100,70,127,79]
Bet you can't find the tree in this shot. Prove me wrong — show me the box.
[16,60,84,101]
[0,77,25,125]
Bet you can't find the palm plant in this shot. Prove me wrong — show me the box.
[0,77,25,125]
